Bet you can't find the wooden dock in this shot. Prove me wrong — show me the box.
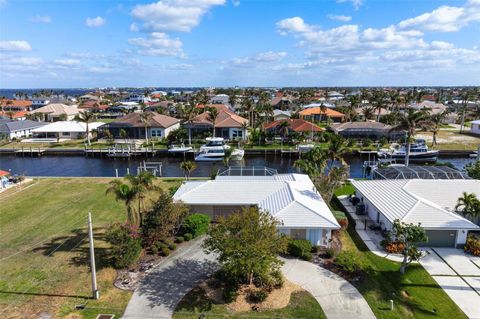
[15,147,46,157]
[84,145,159,158]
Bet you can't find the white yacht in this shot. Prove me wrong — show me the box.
[168,143,193,154]
[378,139,438,161]
[194,137,244,162]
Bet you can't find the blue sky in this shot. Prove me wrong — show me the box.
[1,0,479,88]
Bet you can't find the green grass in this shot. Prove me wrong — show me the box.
[337,210,466,319]
[173,288,326,319]
[333,181,355,197]
[0,178,181,318]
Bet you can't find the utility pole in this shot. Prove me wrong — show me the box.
[88,212,99,300]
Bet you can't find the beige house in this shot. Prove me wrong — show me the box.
[30,103,80,122]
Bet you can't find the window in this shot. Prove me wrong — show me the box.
[151,129,163,138]
[232,129,243,138]
[61,132,70,136]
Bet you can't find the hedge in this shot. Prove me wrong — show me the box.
[181,214,211,238]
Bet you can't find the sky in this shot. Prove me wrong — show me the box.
[0,0,480,88]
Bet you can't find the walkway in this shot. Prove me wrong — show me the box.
[419,248,480,319]
[281,257,376,319]
[122,238,219,319]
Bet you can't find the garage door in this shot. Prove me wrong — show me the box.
[419,230,457,247]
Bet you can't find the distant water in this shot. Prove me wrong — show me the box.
[0,154,474,178]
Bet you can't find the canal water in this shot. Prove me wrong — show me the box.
[0,154,475,178]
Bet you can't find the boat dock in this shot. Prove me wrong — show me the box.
[15,147,46,157]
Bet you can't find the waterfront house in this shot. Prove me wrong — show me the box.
[0,119,46,140]
[299,107,345,123]
[0,111,29,120]
[100,111,180,139]
[30,103,80,122]
[273,110,291,121]
[0,99,33,112]
[173,173,341,246]
[330,121,405,140]
[184,104,248,140]
[31,121,104,140]
[469,120,480,135]
[264,119,323,136]
[351,180,480,247]
[31,97,50,109]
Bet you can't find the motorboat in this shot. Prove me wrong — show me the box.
[194,137,244,162]
[377,139,438,161]
[168,143,193,154]
[297,144,315,153]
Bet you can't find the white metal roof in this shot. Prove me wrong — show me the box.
[174,173,340,229]
[32,121,105,133]
[352,180,480,230]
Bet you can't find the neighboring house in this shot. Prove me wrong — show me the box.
[126,94,151,103]
[79,100,108,111]
[299,107,345,123]
[0,111,29,120]
[264,119,323,135]
[30,103,80,122]
[330,121,405,140]
[174,173,341,246]
[352,180,480,248]
[78,94,100,102]
[328,91,344,100]
[273,109,291,121]
[184,104,248,140]
[100,111,180,139]
[32,121,104,140]
[0,119,46,140]
[210,94,230,105]
[0,99,32,112]
[269,96,292,109]
[469,120,480,135]
[302,102,335,109]
[31,97,51,109]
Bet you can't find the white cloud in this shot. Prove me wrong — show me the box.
[64,52,105,59]
[276,17,313,35]
[327,14,352,22]
[30,15,52,23]
[229,51,288,67]
[130,23,139,32]
[166,63,194,70]
[128,32,184,57]
[336,0,364,10]
[398,1,480,32]
[0,40,32,51]
[85,16,106,27]
[131,0,226,32]
[54,59,81,66]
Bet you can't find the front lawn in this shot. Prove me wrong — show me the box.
[173,288,326,319]
[339,218,466,319]
[0,177,181,318]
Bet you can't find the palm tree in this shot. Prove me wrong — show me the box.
[74,111,97,146]
[327,134,348,169]
[398,109,428,166]
[426,110,449,147]
[207,107,219,137]
[362,106,375,121]
[125,171,157,223]
[180,161,197,180]
[456,192,480,220]
[140,112,153,144]
[319,102,327,122]
[277,120,290,143]
[119,128,128,144]
[105,180,139,224]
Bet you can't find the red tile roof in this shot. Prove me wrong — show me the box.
[264,119,323,132]
[299,107,345,118]
[0,111,28,119]
[190,107,248,128]
[0,99,32,110]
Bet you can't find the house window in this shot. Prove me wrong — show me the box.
[232,129,243,138]
[151,129,163,138]
[61,132,70,137]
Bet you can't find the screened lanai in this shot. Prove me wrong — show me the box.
[372,165,468,180]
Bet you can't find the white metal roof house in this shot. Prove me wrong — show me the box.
[32,121,104,140]
[470,120,480,135]
[351,180,480,247]
[0,119,46,140]
[174,173,341,246]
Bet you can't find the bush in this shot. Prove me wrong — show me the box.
[175,236,185,243]
[181,214,211,238]
[151,244,159,255]
[184,233,193,241]
[288,239,313,261]
[248,289,268,303]
[161,247,171,256]
[105,223,142,269]
[335,250,364,273]
[168,243,177,250]
[465,234,480,256]
[223,287,239,303]
[325,248,335,258]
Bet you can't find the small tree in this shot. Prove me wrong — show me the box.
[391,220,428,274]
[466,161,480,179]
[106,222,142,269]
[180,160,196,180]
[203,207,288,286]
[456,192,480,220]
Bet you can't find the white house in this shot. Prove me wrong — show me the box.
[470,120,480,135]
[30,103,80,122]
[273,110,291,121]
[174,173,341,246]
[351,180,480,248]
[0,119,46,140]
[32,121,104,140]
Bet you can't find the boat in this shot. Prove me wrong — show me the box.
[168,143,193,154]
[377,140,439,161]
[194,137,245,162]
[470,151,478,159]
[230,149,245,161]
[297,144,315,153]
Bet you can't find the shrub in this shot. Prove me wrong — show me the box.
[288,239,313,261]
[335,250,364,273]
[184,233,193,241]
[325,248,335,258]
[181,214,211,238]
[465,234,480,256]
[105,223,142,269]
[338,218,349,229]
[161,247,171,256]
[248,290,268,303]
[175,236,184,243]
[151,244,159,255]
[223,287,239,303]
[168,243,177,250]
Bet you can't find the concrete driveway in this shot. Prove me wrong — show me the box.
[419,248,480,319]
[281,257,375,319]
[122,238,218,319]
